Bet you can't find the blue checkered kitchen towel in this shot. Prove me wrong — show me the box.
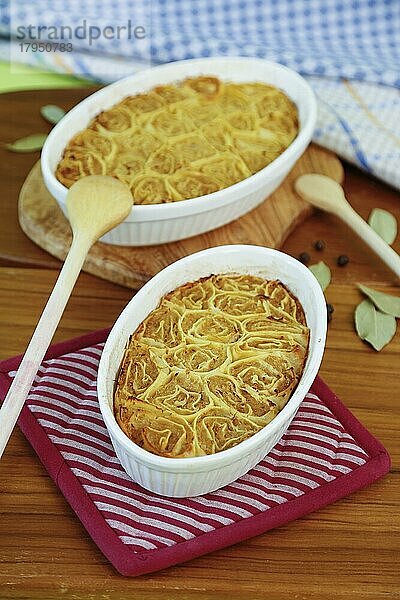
[0,0,399,189]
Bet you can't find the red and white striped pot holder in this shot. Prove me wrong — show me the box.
[0,328,390,576]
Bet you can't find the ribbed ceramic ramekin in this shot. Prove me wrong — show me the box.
[97,245,327,497]
[41,57,316,246]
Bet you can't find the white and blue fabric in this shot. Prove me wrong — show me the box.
[0,0,399,189]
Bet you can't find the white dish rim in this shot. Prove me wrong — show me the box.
[41,57,317,222]
[97,245,326,473]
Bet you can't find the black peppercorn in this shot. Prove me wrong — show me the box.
[314,240,325,251]
[326,303,334,322]
[299,252,310,264]
[337,254,349,266]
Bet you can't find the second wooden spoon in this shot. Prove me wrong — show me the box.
[295,173,400,279]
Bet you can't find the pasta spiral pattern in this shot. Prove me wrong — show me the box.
[114,274,309,458]
[56,77,299,204]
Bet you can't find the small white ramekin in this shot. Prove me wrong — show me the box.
[41,57,317,246]
[97,245,326,497]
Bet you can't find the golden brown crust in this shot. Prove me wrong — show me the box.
[114,274,309,458]
[55,76,299,203]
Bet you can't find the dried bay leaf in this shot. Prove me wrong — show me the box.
[309,261,331,291]
[368,208,397,245]
[40,104,66,125]
[358,284,400,318]
[355,299,375,340]
[5,133,47,153]
[355,299,397,351]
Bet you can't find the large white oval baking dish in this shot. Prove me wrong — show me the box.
[97,245,327,497]
[41,57,317,246]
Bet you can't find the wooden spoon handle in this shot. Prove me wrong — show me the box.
[0,234,91,458]
[342,204,400,278]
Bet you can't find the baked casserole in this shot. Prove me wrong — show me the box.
[56,76,299,204]
[114,274,309,458]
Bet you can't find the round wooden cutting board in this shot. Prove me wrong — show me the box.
[19,144,343,290]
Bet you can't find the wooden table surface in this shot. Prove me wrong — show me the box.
[0,89,399,600]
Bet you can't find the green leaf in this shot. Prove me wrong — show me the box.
[358,283,400,318]
[40,104,66,125]
[354,299,397,351]
[355,299,375,339]
[309,261,331,291]
[5,133,48,153]
[368,208,397,245]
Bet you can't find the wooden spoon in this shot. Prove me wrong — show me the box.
[0,176,132,458]
[295,173,400,279]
